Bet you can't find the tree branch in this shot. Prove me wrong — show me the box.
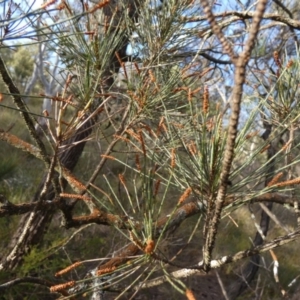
[138,227,300,290]
[0,55,49,165]
[199,0,237,63]
[184,11,300,30]
[0,276,54,291]
[202,0,269,272]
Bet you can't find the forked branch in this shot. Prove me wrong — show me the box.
[200,0,269,272]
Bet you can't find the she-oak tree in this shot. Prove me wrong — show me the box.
[1,0,300,299]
